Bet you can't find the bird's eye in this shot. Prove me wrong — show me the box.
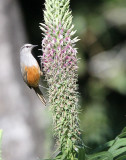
[26,46,29,48]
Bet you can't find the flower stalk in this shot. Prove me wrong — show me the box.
[40,0,82,158]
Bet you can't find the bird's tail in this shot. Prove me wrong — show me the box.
[33,87,46,106]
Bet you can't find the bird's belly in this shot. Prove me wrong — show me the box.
[25,66,40,87]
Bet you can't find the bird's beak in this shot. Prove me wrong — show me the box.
[32,45,38,49]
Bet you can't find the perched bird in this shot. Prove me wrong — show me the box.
[20,43,46,106]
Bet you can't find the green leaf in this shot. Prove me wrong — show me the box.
[112,147,126,158]
[118,127,126,138]
[115,154,126,160]
[109,138,126,152]
[122,127,126,133]
[87,151,113,160]
[91,127,126,156]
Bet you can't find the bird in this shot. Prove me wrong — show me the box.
[20,43,46,106]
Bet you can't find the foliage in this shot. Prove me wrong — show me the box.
[42,127,126,159]
[87,127,126,160]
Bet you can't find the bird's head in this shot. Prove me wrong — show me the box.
[20,44,38,53]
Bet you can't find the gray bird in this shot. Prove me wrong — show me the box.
[20,44,46,106]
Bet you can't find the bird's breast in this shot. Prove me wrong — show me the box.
[25,66,40,87]
[20,52,38,67]
[20,52,40,87]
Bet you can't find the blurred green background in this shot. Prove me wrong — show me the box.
[19,0,126,149]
